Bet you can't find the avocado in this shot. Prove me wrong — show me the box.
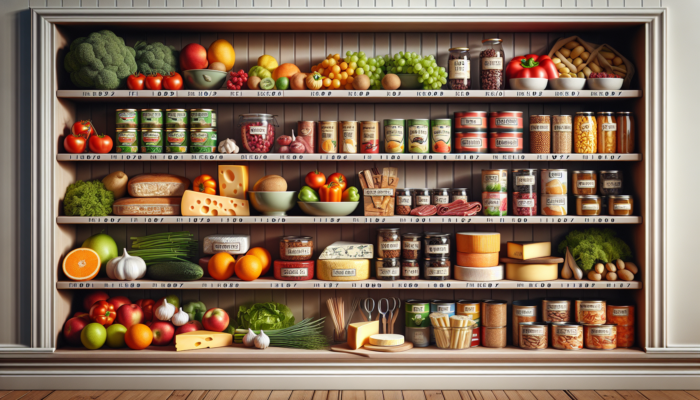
[147,261,203,281]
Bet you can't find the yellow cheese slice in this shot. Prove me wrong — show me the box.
[218,165,249,200]
[505,263,558,281]
[181,190,250,216]
[456,232,500,253]
[456,252,499,268]
[317,259,370,281]
[347,321,379,350]
[507,242,552,260]
[175,330,233,351]
[368,334,404,346]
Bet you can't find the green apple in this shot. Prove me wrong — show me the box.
[80,322,107,350]
[82,233,118,268]
[157,294,180,310]
[106,323,127,348]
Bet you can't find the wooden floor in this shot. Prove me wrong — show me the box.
[0,391,698,400]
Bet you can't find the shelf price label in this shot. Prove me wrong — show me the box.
[417,91,444,97]
[87,217,122,223]
[257,91,283,97]
[347,91,371,97]
[319,154,348,160]
[189,154,224,160]
[554,91,580,97]
[114,154,144,160]
[186,90,217,97]
[386,91,402,97]
[310,91,333,97]
[269,282,298,288]
[453,154,480,160]
[491,154,526,160]
[583,217,616,223]
[560,282,597,288]
[391,282,422,288]
[581,154,624,160]
[516,282,553,288]
[129,217,164,223]
[454,91,470,97]
[516,91,543,97]
[253,217,287,223]
[152,282,184,288]
[590,91,623,97]
[347,282,382,288]
[485,91,504,97]
[240,154,270,160]
[312,217,342,223]
[548,154,572,160]
[81,91,115,97]
[277,154,303,160]
[69,282,95,288]
[229,91,244,97]
[153,91,177,97]
[465,282,500,288]
[128,91,140,97]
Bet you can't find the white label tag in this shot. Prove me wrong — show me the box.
[281,268,309,277]
[331,269,356,277]
[577,180,596,188]
[530,124,550,131]
[286,247,311,256]
[214,243,240,251]
[397,196,412,206]
[380,241,401,250]
[515,308,536,317]
[482,57,503,70]
[516,176,535,186]
[613,203,631,210]
[516,199,535,207]
[426,245,449,254]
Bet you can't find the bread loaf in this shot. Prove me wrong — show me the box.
[113,197,181,216]
[128,174,190,197]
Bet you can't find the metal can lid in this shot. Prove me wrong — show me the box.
[608,195,632,199]
[116,108,138,112]
[481,38,503,43]
[596,111,615,116]
[449,47,470,51]
[599,170,620,174]
[280,235,312,241]
[573,170,596,174]
[166,108,187,112]
[576,195,601,199]
[424,232,450,238]
[576,111,595,116]
[512,169,537,173]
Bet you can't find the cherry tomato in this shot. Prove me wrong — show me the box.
[162,72,183,90]
[64,134,87,154]
[145,74,163,90]
[71,120,94,139]
[327,172,347,192]
[88,134,114,154]
[305,170,326,190]
[127,73,146,90]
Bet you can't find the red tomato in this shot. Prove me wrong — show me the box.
[162,72,183,90]
[127,73,146,90]
[305,170,326,190]
[327,172,347,192]
[71,120,94,139]
[145,74,163,90]
[64,134,87,154]
[89,134,114,153]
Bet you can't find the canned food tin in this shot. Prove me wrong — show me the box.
[384,119,406,153]
[455,111,488,130]
[482,169,508,192]
[584,324,617,350]
[407,119,430,154]
[607,304,635,325]
[519,322,548,350]
[489,111,523,131]
[542,299,571,323]
[489,131,523,153]
[319,121,339,154]
[139,128,163,153]
[512,300,538,345]
[576,300,607,325]
[430,119,452,153]
[541,194,567,216]
[190,109,216,128]
[165,109,188,129]
[405,327,430,347]
[297,121,317,153]
[360,121,380,153]
[405,300,430,328]
[541,169,568,195]
[456,300,481,347]
[513,192,537,216]
[340,121,359,153]
[551,323,583,350]
[482,191,508,216]
[455,131,488,153]
[430,300,456,344]
[116,129,138,153]
[140,109,163,128]
[116,109,138,129]
[190,128,217,153]
[165,129,189,153]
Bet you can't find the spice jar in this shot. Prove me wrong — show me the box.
[448,47,471,90]
[413,188,431,207]
[617,324,635,348]
[450,188,469,203]
[574,111,597,154]
[529,115,551,154]
[597,112,617,154]
[599,170,623,195]
[431,188,450,206]
[424,233,450,257]
[482,326,507,348]
[377,228,401,258]
[512,169,537,193]
[480,38,505,90]
[584,324,617,350]
[616,111,635,153]
[424,257,451,280]
[402,233,422,260]
[576,195,601,216]
[519,322,548,350]
[239,113,278,153]
[542,299,571,323]
[551,323,583,350]
[481,300,507,327]
[575,300,606,325]
[607,304,635,326]
[279,236,313,261]
[401,259,420,280]
[375,258,400,281]
[395,188,413,215]
[572,170,597,195]
[552,115,573,153]
[609,195,634,216]
[431,119,452,153]
[512,300,538,346]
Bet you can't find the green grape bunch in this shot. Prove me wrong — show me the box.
[384,52,448,90]
[345,51,387,90]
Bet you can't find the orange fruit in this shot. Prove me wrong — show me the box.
[246,247,271,275]
[272,63,301,81]
[208,252,236,280]
[62,248,101,281]
[234,255,263,281]
[125,324,153,350]
[207,39,236,71]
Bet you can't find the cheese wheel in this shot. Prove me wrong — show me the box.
[317,259,370,281]
[456,252,499,268]
[456,232,501,253]
[454,265,504,282]
[505,263,558,281]
[369,334,404,346]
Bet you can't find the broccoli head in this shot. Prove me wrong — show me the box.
[558,227,632,272]
[134,41,179,76]
[64,30,137,90]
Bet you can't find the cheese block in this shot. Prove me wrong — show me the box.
[175,330,233,351]
[456,252,499,268]
[203,234,251,254]
[500,256,564,264]
[319,242,374,260]
[113,197,181,216]
[218,165,249,200]
[454,265,504,281]
[505,263,558,281]
[369,334,404,347]
[456,232,500,253]
[128,174,190,198]
[507,242,552,260]
[181,190,250,216]
[347,320,379,350]
[316,259,370,281]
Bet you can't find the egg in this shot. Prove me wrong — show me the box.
[382,74,401,90]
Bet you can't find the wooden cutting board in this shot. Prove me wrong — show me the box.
[363,342,413,352]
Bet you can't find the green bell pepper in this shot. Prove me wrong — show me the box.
[248,66,272,80]
[298,186,320,202]
[182,301,207,322]
[342,186,360,202]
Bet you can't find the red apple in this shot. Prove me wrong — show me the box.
[63,316,90,346]
[82,291,109,312]
[201,308,229,332]
[116,304,144,329]
[150,321,175,346]
[73,312,90,321]
[175,320,203,336]
[107,296,131,311]
[180,43,209,71]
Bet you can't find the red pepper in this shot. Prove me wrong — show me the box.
[326,173,347,192]
[505,54,559,88]
[136,299,155,321]
[89,300,116,327]
[319,182,342,202]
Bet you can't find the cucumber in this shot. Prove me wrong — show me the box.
[147,261,203,281]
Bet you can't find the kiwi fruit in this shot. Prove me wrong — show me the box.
[382,74,401,90]
[352,74,371,90]
[259,77,276,90]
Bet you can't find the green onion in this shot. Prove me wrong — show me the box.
[234,318,330,350]
[129,231,198,265]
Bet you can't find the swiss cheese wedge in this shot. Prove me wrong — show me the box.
[218,165,249,200]
[181,190,250,216]
[175,330,233,351]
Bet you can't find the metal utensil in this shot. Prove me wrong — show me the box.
[389,297,401,333]
[362,298,375,321]
[378,298,390,334]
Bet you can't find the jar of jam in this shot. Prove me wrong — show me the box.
[424,232,450,257]
[413,188,431,207]
[431,188,450,206]
[402,233,422,260]
[376,258,400,281]
[608,195,634,216]
[395,188,413,215]
[279,236,314,261]
[596,111,617,154]
[574,111,597,154]
[424,257,451,280]
[599,170,623,195]
[616,111,635,153]
[450,188,469,203]
[401,259,420,280]
[377,228,401,258]
[572,170,597,195]
[512,169,537,193]
[576,195,601,216]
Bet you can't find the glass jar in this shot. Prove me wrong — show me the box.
[576,300,606,325]
[431,188,450,206]
[519,322,548,350]
[529,115,551,154]
[377,228,401,258]
[395,188,413,215]
[279,236,313,261]
[239,113,278,153]
[576,195,601,216]
[617,111,635,153]
[424,257,451,280]
[482,326,507,348]
[401,259,420,280]
[551,323,583,350]
[512,169,538,193]
[450,188,469,203]
[542,299,571,323]
[584,324,617,350]
[552,115,573,153]
[599,170,623,195]
[480,38,505,90]
[574,111,597,154]
[424,232,450,257]
[609,195,634,216]
[401,233,422,260]
[597,112,617,153]
[513,192,537,216]
[607,304,635,326]
[482,300,508,327]
[448,47,471,90]
[413,188,431,207]
[375,258,400,281]
[572,170,597,195]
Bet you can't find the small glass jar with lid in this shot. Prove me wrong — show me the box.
[279,236,314,261]
[448,47,471,90]
[512,169,538,193]
[552,115,573,153]
[424,232,451,257]
[395,188,413,215]
[599,170,623,195]
[480,38,505,90]
[574,111,597,154]
[239,113,279,153]
[375,258,400,281]
[616,111,635,153]
[401,259,420,280]
[576,195,602,216]
[424,257,451,280]
[413,188,431,207]
[572,170,597,195]
[596,111,617,153]
[377,228,401,258]
[608,195,634,216]
[431,188,450,205]
[450,188,469,203]
[401,233,422,260]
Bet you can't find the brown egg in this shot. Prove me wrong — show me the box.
[382,74,401,90]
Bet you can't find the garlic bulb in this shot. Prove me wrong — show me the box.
[243,328,257,347]
[171,307,189,326]
[218,138,239,154]
[155,299,175,321]
[105,249,147,281]
[254,330,270,349]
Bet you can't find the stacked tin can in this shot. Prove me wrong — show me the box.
[540,169,568,216]
[430,300,455,344]
[456,300,481,346]
[165,109,189,153]
[116,109,139,153]
[430,119,452,153]
[189,109,217,153]
[405,300,430,347]
[482,169,508,216]
[512,169,538,216]
[489,111,523,153]
[454,111,487,153]
[139,109,164,153]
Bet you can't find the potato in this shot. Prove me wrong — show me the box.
[613,56,623,66]
[573,57,583,67]
[606,272,618,281]
[624,262,639,274]
[616,259,626,270]
[592,58,600,66]
[558,66,570,74]
[558,73,570,78]
[552,57,561,64]
[605,262,617,272]
[588,270,602,281]
[583,67,592,78]
[577,72,585,78]
[600,51,615,60]
[580,51,590,61]
[594,263,605,274]
[253,175,288,191]
[564,41,580,50]
[618,269,635,281]
[569,73,577,78]
[567,57,573,63]
[570,46,585,59]
[589,62,602,73]
[559,47,571,57]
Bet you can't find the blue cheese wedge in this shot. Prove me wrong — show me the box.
[318,241,374,260]
[203,234,250,255]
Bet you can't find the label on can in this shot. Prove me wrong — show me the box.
[449,59,470,79]
[286,247,311,257]
[495,138,519,148]
[556,326,580,336]
[515,308,536,317]
[140,110,163,127]
[522,326,546,336]
[612,308,629,316]
[516,176,536,186]
[460,117,483,128]
[166,130,187,146]
[117,130,138,146]
[545,196,566,206]
[319,122,338,154]
[361,122,380,153]
[341,122,358,153]
[116,110,138,128]
[460,137,485,148]
[516,199,535,207]
[613,203,631,210]
[577,180,596,188]
[603,180,622,189]
[190,129,217,153]
[426,244,449,254]
[602,123,617,131]
[408,124,429,153]
[482,192,508,216]
[406,303,430,328]
[140,129,163,153]
[553,124,572,132]
[495,118,519,127]
[281,268,309,277]
[580,302,603,311]
[431,125,451,153]
[166,110,188,128]
[191,110,213,127]
[530,124,550,131]
[591,326,615,336]
[384,125,405,153]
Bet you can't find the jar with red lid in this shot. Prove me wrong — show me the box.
[273,260,315,281]
[239,113,278,153]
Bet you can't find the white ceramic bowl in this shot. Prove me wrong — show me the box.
[248,191,298,216]
[587,78,624,90]
[508,78,548,91]
[298,201,360,216]
[548,78,586,91]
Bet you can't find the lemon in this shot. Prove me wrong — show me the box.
[258,55,279,72]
